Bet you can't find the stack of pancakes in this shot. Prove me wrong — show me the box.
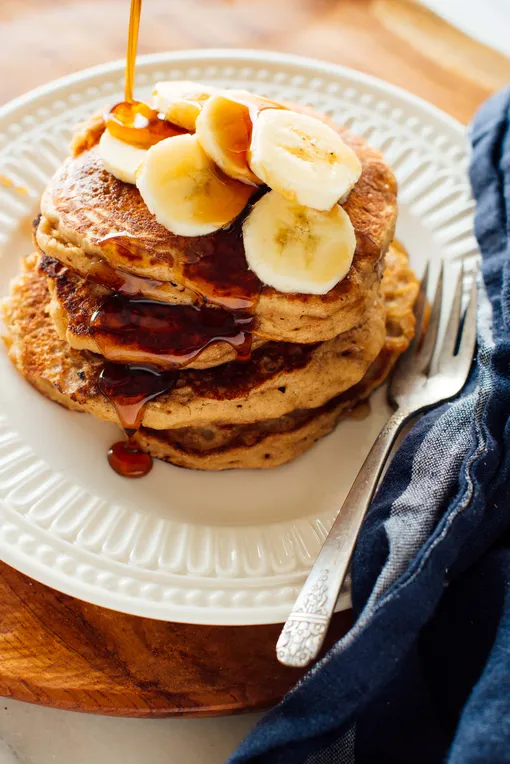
[2,110,419,470]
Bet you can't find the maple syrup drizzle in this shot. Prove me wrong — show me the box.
[98,362,178,430]
[98,0,265,477]
[107,441,153,479]
[91,222,260,477]
[99,361,178,478]
[124,0,142,104]
[90,295,254,367]
[178,225,263,312]
[88,257,165,297]
[92,233,167,296]
[107,1,185,152]
[209,94,283,184]
[106,100,186,150]
[95,189,265,312]
[92,272,257,478]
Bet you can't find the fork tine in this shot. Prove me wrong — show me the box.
[455,269,478,379]
[442,263,464,357]
[419,260,444,374]
[407,261,430,355]
[431,266,476,374]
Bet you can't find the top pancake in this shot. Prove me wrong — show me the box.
[36,112,397,344]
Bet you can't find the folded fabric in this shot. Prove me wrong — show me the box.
[230,86,510,764]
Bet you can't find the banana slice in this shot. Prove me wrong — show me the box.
[249,109,362,211]
[242,190,356,294]
[98,129,147,184]
[136,133,254,237]
[195,90,281,185]
[151,80,217,131]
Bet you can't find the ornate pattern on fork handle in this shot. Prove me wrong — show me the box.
[276,571,330,667]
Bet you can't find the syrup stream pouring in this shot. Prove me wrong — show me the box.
[124,0,142,103]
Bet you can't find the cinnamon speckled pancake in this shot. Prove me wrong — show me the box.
[36,113,397,344]
[2,242,417,442]
[132,344,400,470]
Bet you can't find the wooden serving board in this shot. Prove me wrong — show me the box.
[0,0,509,717]
[0,562,352,716]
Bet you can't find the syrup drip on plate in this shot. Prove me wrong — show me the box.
[93,288,256,477]
[91,172,262,477]
[107,441,153,479]
[95,0,183,477]
[99,362,178,478]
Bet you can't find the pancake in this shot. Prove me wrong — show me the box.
[1,243,417,447]
[2,255,391,429]
[40,254,269,370]
[36,117,397,344]
[1,254,413,470]
[40,240,415,373]
[132,344,400,470]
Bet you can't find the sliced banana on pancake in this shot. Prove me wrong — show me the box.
[151,80,217,131]
[195,90,280,185]
[98,130,147,184]
[249,109,362,211]
[243,190,356,294]
[136,133,254,237]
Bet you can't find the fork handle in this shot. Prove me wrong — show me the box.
[276,408,409,668]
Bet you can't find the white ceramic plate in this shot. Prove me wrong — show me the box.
[0,50,478,625]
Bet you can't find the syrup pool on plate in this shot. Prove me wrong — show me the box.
[98,362,179,478]
[107,440,154,478]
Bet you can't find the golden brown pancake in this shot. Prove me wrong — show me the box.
[40,253,269,370]
[1,250,414,470]
[36,116,397,344]
[2,243,417,440]
[2,255,383,428]
[132,343,401,470]
[40,239,416,373]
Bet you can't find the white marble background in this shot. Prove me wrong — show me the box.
[1,3,508,763]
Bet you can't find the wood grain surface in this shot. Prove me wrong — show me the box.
[0,0,508,719]
[0,0,509,122]
[0,562,352,716]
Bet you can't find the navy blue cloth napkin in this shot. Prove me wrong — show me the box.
[230,86,510,764]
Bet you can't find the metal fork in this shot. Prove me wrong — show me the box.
[277,261,478,668]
